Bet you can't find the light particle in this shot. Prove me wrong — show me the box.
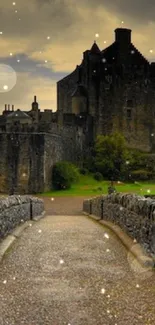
[59,259,64,264]
[3,85,8,90]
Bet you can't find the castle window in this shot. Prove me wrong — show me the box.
[127,108,132,119]
[126,99,133,107]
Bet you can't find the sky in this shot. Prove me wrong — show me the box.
[0,0,155,113]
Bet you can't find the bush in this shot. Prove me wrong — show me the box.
[108,185,116,194]
[52,161,79,190]
[130,169,152,181]
[79,167,89,175]
[93,172,103,181]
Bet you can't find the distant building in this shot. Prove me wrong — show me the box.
[57,27,155,152]
[1,27,155,194]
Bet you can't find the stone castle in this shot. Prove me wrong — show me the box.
[1,27,155,194]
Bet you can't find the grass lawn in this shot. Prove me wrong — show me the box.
[39,174,155,197]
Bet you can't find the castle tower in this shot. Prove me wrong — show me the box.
[115,28,131,44]
[71,83,88,115]
[114,28,132,63]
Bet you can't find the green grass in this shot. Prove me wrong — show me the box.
[39,174,155,197]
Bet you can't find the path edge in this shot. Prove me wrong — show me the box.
[0,211,45,262]
[83,212,155,269]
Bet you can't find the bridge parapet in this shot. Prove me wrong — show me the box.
[0,195,44,240]
[83,193,155,256]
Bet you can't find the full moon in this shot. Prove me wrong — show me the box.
[0,64,17,93]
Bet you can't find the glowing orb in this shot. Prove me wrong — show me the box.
[0,64,17,93]
[3,85,8,90]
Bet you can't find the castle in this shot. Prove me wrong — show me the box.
[0,27,155,194]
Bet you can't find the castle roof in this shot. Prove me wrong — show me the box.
[71,83,87,97]
[6,109,31,119]
[90,41,101,54]
[101,41,149,65]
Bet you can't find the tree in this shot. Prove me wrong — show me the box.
[94,133,128,180]
[52,161,79,190]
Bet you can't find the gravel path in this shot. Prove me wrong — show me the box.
[42,196,87,216]
[0,197,155,325]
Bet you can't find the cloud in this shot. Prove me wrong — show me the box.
[81,0,155,24]
[0,0,155,111]
[0,71,57,112]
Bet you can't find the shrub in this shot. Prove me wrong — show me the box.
[97,187,103,191]
[52,161,79,190]
[79,167,89,175]
[93,172,103,181]
[130,169,152,181]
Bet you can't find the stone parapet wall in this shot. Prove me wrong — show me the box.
[30,197,44,217]
[0,195,44,240]
[83,193,155,256]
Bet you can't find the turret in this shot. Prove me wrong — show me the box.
[71,83,88,115]
[32,95,39,111]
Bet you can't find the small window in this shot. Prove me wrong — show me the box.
[127,99,133,107]
[127,108,132,119]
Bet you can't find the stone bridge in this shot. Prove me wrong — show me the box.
[0,194,155,325]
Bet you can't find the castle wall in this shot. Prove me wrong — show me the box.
[57,68,78,113]
[0,134,8,192]
[43,134,64,192]
[0,125,85,194]
[98,72,155,152]
[0,133,45,194]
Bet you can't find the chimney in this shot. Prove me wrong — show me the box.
[34,95,37,102]
[115,28,131,44]
[8,104,10,111]
[12,105,14,111]
[5,104,7,111]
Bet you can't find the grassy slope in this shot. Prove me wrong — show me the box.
[40,174,155,197]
